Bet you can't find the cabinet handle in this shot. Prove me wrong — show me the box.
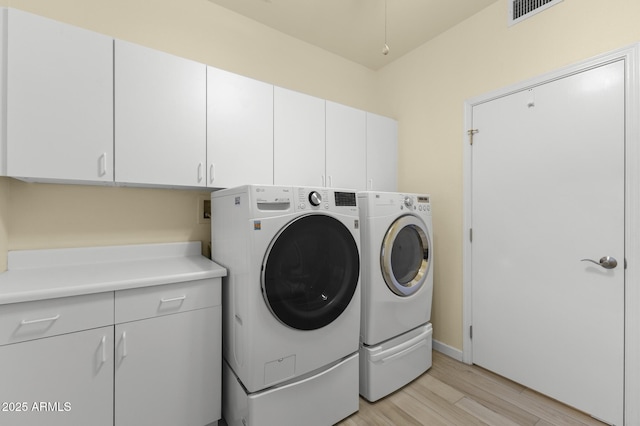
[20,314,60,325]
[198,163,203,182]
[160,295,186,303]
[321,175,325,187]
[121,331,128,358]
[368,179,373,190]
[99,153,108,177]
[100,336,107,364]
[327,175,332,187]
[209,164,215,183]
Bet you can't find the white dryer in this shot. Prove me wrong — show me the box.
[358,191,434,402]
[212,185,361,426]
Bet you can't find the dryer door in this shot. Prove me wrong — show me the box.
[261,214,360,330]
[381,214,430,297]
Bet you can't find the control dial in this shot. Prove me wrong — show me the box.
[309,191,322,206]
[404,196,414,209]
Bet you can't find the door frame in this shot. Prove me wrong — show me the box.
[462,44,640,425]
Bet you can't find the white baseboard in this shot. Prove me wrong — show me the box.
[432,339,464,362]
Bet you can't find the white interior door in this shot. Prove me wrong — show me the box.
[471,60,625,425]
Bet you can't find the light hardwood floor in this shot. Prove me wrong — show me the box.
[338,351,606,426]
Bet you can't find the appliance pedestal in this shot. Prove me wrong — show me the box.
[360,323,433,402]
[223,353,359,426]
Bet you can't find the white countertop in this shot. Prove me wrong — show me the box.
[0,242,227,305]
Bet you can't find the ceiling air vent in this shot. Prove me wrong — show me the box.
[509,0,563,26]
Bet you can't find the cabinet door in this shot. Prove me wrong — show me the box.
[326,101,366,190]
[6,9,113,182]
[0,327,114,426]
[207,67,273,188]
[115,306,221,426]
[274,87,325,187]
[366,113,398,191]
[115,40,206,187]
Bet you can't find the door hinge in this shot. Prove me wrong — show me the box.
[468,129,479,145]
[469,228,473,242]
[470,325,473,339]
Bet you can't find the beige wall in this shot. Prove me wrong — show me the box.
[7,180,212,252]
[377,0,640,350]
[2,0,640,352]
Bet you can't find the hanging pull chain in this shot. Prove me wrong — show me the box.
[382,0,389,55]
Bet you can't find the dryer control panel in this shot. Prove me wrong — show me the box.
[400,194,431,212]
[358,191,431,218]
[400,193,431,215]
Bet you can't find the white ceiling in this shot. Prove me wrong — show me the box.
[208,0,501,70]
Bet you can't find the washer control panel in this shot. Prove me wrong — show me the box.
[295,187,358,213]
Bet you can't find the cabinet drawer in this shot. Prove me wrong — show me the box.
[0,292,114,346]
[115,278,221,324]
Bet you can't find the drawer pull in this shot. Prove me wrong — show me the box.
[160,295,186,303]
[20,314,61,325]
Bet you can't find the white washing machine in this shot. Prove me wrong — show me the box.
[357,191,434,402]
[211,185,361,426]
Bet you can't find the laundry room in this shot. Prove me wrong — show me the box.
[0,0,638,425]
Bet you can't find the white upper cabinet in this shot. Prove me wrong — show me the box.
[326,101,367,190]
[366,112,398,192]
[115,40,206,187]
[207,67,273,188]
[0,9,398,190]
[274,87,326,187]
[6,9,114,183]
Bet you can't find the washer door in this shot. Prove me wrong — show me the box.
[262,214,360,330]
[381,214,430,297]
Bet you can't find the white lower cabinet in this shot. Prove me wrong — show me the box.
[115,308,221,426]
[0,292,114,425]
[0,279,222,426]
[114,278,222,426]
[0,326,114,426]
